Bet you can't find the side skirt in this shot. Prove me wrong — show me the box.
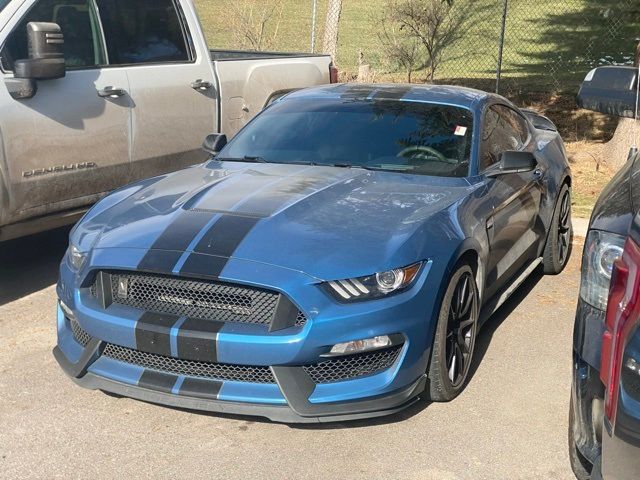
[478,257,543,327]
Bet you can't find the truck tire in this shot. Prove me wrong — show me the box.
[568,401,593,480]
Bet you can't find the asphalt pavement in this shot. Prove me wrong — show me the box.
[0,226,583,480]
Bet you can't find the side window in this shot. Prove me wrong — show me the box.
[496,105,530,146]
[96,0,190,65]
[479,105,528,171]
[0,0,105,71]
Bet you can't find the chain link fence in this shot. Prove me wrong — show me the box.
[196,0,640,96]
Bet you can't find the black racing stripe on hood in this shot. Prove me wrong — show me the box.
[176,215,259,278]
[138,369,178,394]
[137,250,184,275]
[179,254,228,279]
[135,312,180,357]
[192,215,260,257]
[176,318,225,362]
[137,210,214,272]
[179,377,222,399]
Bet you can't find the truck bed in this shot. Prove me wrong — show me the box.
[211,49,330,62]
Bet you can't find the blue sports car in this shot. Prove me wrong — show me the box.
[54,84,572,423]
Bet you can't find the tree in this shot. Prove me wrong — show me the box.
[230,0,284,51]
[379,3,422,82]
[380,0,470,82]
[323,0,343,62]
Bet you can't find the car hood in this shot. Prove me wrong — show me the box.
[78,162,474,280]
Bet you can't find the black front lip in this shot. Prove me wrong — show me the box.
[53,342,427,424]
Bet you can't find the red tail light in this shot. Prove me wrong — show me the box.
[329,64,339,84]
[601,236,640,425]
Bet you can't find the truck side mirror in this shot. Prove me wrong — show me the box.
[14,22,66,81]
[577,66,637,118]
[7,22,66,100]
[202,134,227,155]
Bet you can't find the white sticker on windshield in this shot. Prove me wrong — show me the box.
[454,126,468,136]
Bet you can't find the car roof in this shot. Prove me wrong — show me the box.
[285,83,499,110]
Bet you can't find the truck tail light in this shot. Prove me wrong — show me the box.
[601,236,640,426]
[329,64,339,84]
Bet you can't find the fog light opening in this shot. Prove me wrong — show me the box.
[326,335,395,357]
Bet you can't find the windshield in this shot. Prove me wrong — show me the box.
[219,98,474,177]
[0,0,10,13]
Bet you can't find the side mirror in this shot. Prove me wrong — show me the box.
[486,151,537,177]
[202,133,227,155]
[577,66,637,118]
[14,22,66,80]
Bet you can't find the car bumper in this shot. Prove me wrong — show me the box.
[54,340,426,423]
[55,249,443,423]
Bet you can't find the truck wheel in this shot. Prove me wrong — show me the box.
[543,183,572,275]
[568,401,593,480]
[426,263,479,402]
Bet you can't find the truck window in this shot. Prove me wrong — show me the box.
[96,0,190,65]
[0,0,105,71]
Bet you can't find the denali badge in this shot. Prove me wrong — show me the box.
[23,162,97,178]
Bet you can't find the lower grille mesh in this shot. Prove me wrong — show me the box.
[103,344,277,384]
[303,346,403,384]
[69,320,400,385]
[70,319,91,347]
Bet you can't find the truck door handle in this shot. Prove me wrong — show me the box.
[191,79,212,91]
[97,87,126,98]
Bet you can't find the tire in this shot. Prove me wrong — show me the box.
[543,183,573,275]
[426,263,479,402]
[568,400,593,480]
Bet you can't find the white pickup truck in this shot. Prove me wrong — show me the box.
[0,0,334,241]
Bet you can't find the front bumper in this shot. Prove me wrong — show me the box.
[54,339,426,423]
[55,249,441,423]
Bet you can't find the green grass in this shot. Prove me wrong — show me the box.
[194,0,640,93]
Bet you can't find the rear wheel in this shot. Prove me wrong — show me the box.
[426,263,479,402]
[543,183,572,274]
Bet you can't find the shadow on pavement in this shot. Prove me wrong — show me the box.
[467,266,545,383]
[0,226,71,306]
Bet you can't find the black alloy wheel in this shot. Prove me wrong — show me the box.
[445,271,478,388]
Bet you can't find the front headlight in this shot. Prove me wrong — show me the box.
[325,262,423,302]
[66,244,88,271]
[580,230,625,310]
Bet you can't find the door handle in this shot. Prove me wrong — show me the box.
[191,79,213,91]
[97,86,126,98]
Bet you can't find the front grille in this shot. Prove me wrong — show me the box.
[303,345,403,384]
[103,344,277,384]
[70,319,91,347]
[91,271,307,328]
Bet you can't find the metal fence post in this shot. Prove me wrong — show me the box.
[311,0,318,53]
[496,0,509,94]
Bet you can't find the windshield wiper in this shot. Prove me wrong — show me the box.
[217,155,269,163]
[358,165,412,173]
